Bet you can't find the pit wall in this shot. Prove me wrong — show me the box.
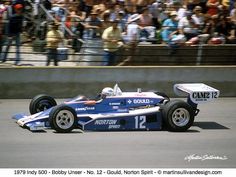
[0,66,235,98]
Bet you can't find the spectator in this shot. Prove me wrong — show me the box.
[173,2,187,20]
[215,14,235,44]
[138,7,153,27]
[206,0,220,16]
[186,0,202,11]
[125,13,140,43]
[230,2,236,25]
[0,1,8,55]
[136,0,151,13]
[46,21,64,66]
[116,0,126,13]
[0,3,24,65]
[101,10,112,32]
[84,10,102,38]
[120,13,140,65]
[202,14,215,35]
[178,11,199,41]
[192,6,205,31]
[197,0,208,14]
[161,11,179,44]
[201,14,218,42]
[68,6,86,38]
[51,0,68,21]
[125,0,137,14]
[221,0,230,10]
[115,11,126,32]
[102,19,123,65]
[84,0,99,16]
[149,0,163,29]
[161,11,185,54]
[138,7,156,40]
[107,1,118,21]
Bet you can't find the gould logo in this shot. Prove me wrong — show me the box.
[133,99,150,104]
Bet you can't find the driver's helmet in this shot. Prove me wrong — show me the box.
[101,87,114,98]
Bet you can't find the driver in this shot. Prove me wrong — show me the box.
[100,87,114,99]
[94,87,114,101]
[85,87,116,105]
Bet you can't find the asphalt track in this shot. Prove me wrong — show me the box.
[0,98,235,168]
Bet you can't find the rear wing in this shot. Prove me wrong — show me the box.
[174,83,220,104]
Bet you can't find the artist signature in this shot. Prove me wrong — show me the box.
[185,154,228,162]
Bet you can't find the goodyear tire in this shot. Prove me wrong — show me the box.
[29,94,57,114]
[162,100,194,132]
[49,105,77,133]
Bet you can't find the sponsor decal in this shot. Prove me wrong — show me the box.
[95,119,117,125]
[127,99,132,104]
[133,99,151,104]
[117,109,127,112]
[108,125,121,129]
[75,107,95,111]
[134,93,147,96]
[127,99,153,104]
[190,91,219,103]
[109,102,121,106]
[94,119,120,129]
[112,106,119,109]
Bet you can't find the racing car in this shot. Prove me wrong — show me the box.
[12,83,219,133]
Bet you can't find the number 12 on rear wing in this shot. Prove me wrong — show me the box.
[174,83,220,104]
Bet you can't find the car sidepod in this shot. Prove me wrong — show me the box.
[81,107,162,131]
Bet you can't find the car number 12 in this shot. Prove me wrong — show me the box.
[135,116,146,129]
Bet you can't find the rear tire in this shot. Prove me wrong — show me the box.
[49,105,77,133]
[162,100,194,132]
[29,94,57,114]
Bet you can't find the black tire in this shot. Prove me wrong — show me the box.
[162,100,194,132]
[49,105,77,133]
[29,94,57,114]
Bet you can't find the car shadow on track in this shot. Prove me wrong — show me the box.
[193,121,230,130]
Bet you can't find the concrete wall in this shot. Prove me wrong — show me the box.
[0,66,235,98]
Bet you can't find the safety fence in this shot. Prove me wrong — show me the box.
[1,42,236,66]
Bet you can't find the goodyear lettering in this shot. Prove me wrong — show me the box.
[75,107,95,111]
[133,99,150,104]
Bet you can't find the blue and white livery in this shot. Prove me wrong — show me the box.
[12,84,220,132]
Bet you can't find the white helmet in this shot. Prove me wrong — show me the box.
[101,87,114,97]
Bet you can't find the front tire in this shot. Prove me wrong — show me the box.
[49,105,77,133]
[29,94,57,114]
[162,100,194,132]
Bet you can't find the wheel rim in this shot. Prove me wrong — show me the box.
[55,110,74,130]
[172,108,190,127]
[36,100,52,112]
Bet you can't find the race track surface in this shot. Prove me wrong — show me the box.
[0,98,235,168]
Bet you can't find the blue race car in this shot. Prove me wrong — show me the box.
[12,84,219,133]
